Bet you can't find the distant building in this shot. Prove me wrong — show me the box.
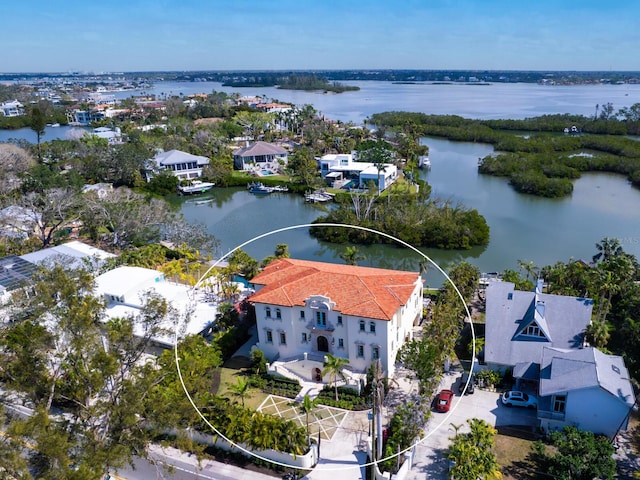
[0,100,25,117]
[316,152,398,191]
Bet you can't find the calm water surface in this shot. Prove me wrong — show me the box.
[180,136,640,284]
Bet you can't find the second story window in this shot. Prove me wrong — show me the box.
[553,395,566,413]
[372,346,380,360]
[316,311,327,328]
[357,344,364,358]
[265,307,271,318]
[337,315,343,326]
[359,320,365,332]
[276,308,282,319]
[300,310,305,320]
[338,338,344,348]
[280,332,287,345]
[369,322,376,334]
[266,330,273,343]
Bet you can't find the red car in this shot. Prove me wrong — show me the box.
[435,389,455,412]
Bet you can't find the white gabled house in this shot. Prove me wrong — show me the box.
[146,149,210,181]
[0,100,25,117]
[249,259,423,378]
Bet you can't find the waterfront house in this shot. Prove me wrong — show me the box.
[0,100,25,117]
[316,152,398,191]
[232,141,288,171]
[483,279,636,437]
[249,258,423,378]
[537,346,635,439]
[484,279,592,383]
[146,149,210,181]
[94,266,217,348]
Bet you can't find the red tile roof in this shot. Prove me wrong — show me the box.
[250,259,420,321]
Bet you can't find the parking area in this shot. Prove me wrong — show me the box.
[405,370,538,480]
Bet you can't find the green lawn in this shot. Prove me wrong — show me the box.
[494,427,539,479]
[217,356,271,411]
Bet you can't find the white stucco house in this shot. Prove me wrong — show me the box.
[249,258,423,378]
[146,149,210,181]
[537,346,635,439]
[316,152,398,191]
[94,266,217,348]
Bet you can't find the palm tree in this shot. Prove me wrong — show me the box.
[339,246,365,266]
[517,259,539,282]
[227,377,251,408]
[321,353,349,402]
[592,237,623,264]
[585,320,611,348]
[299,394,318,443]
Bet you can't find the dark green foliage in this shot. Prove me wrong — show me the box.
[310,193,489,249]
[530,426,616,480]
[315,385,368,410]
[371,111,640,197]
[146,170,179,194]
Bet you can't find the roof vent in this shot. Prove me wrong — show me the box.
[507,292,513,300]
[612,364,621,375]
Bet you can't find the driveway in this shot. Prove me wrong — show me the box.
[405,371,537,480]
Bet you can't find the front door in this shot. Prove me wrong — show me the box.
[317,335,329,352]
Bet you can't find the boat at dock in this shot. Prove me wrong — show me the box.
[248,182,289,194]
[418,155,431,169]
[305,190,334,203]
[177,180,215,195]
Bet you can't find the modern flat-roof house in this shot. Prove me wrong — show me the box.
[317,152,398,191]
[538,346,635,439]
[0,100,25,117]
[249,258,423,378]
[232,141,288,170]
[146,149,210,181]
[94,266,217,348]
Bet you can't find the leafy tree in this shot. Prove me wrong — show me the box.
[250,348,267,374]
[287,147,319,187]
[447,418,502,480]
[530,426,615,480]
[321,354,350,401]
[146,170,179,195]
[501,268,534,291]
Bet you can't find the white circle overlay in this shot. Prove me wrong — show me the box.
[174,222,476,472]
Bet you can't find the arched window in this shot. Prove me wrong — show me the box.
[265,307,271,318]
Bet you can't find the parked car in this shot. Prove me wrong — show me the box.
[501,390,537,409]
[458,372,475,395]
[435,389,455,412]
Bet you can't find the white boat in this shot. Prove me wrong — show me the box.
[305,190,334,203]
[178,180,215,195]
[418,155,431,169]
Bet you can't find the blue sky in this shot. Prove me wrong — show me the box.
[2,0,639,72]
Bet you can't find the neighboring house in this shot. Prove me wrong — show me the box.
[90,126,122,144]
[0,205,41,240]
[94,266,217,348]
[256,102,292,113]
[0,241,114,306]
[20,240,115,272]
[316,152,398,191]
[484,279,592,384]
[146,149,210,181]
[484,279,636,437]
[538,346,635,439]
[232,141,288,170]
[0,255,39,305]
[0,100,25,117]
[249,258,423,377]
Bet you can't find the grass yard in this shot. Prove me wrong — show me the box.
[494,426,540,480]
[216,356,271,411]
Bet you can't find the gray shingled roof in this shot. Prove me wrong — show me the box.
[539,346,635,408]
[151,149,209,167]
[484,282,593,367]
[233,141,287,157]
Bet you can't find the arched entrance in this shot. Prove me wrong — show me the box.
[313,367,322,382]
[317,335,329,352]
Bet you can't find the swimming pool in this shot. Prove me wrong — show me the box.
[261,169,274,176]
